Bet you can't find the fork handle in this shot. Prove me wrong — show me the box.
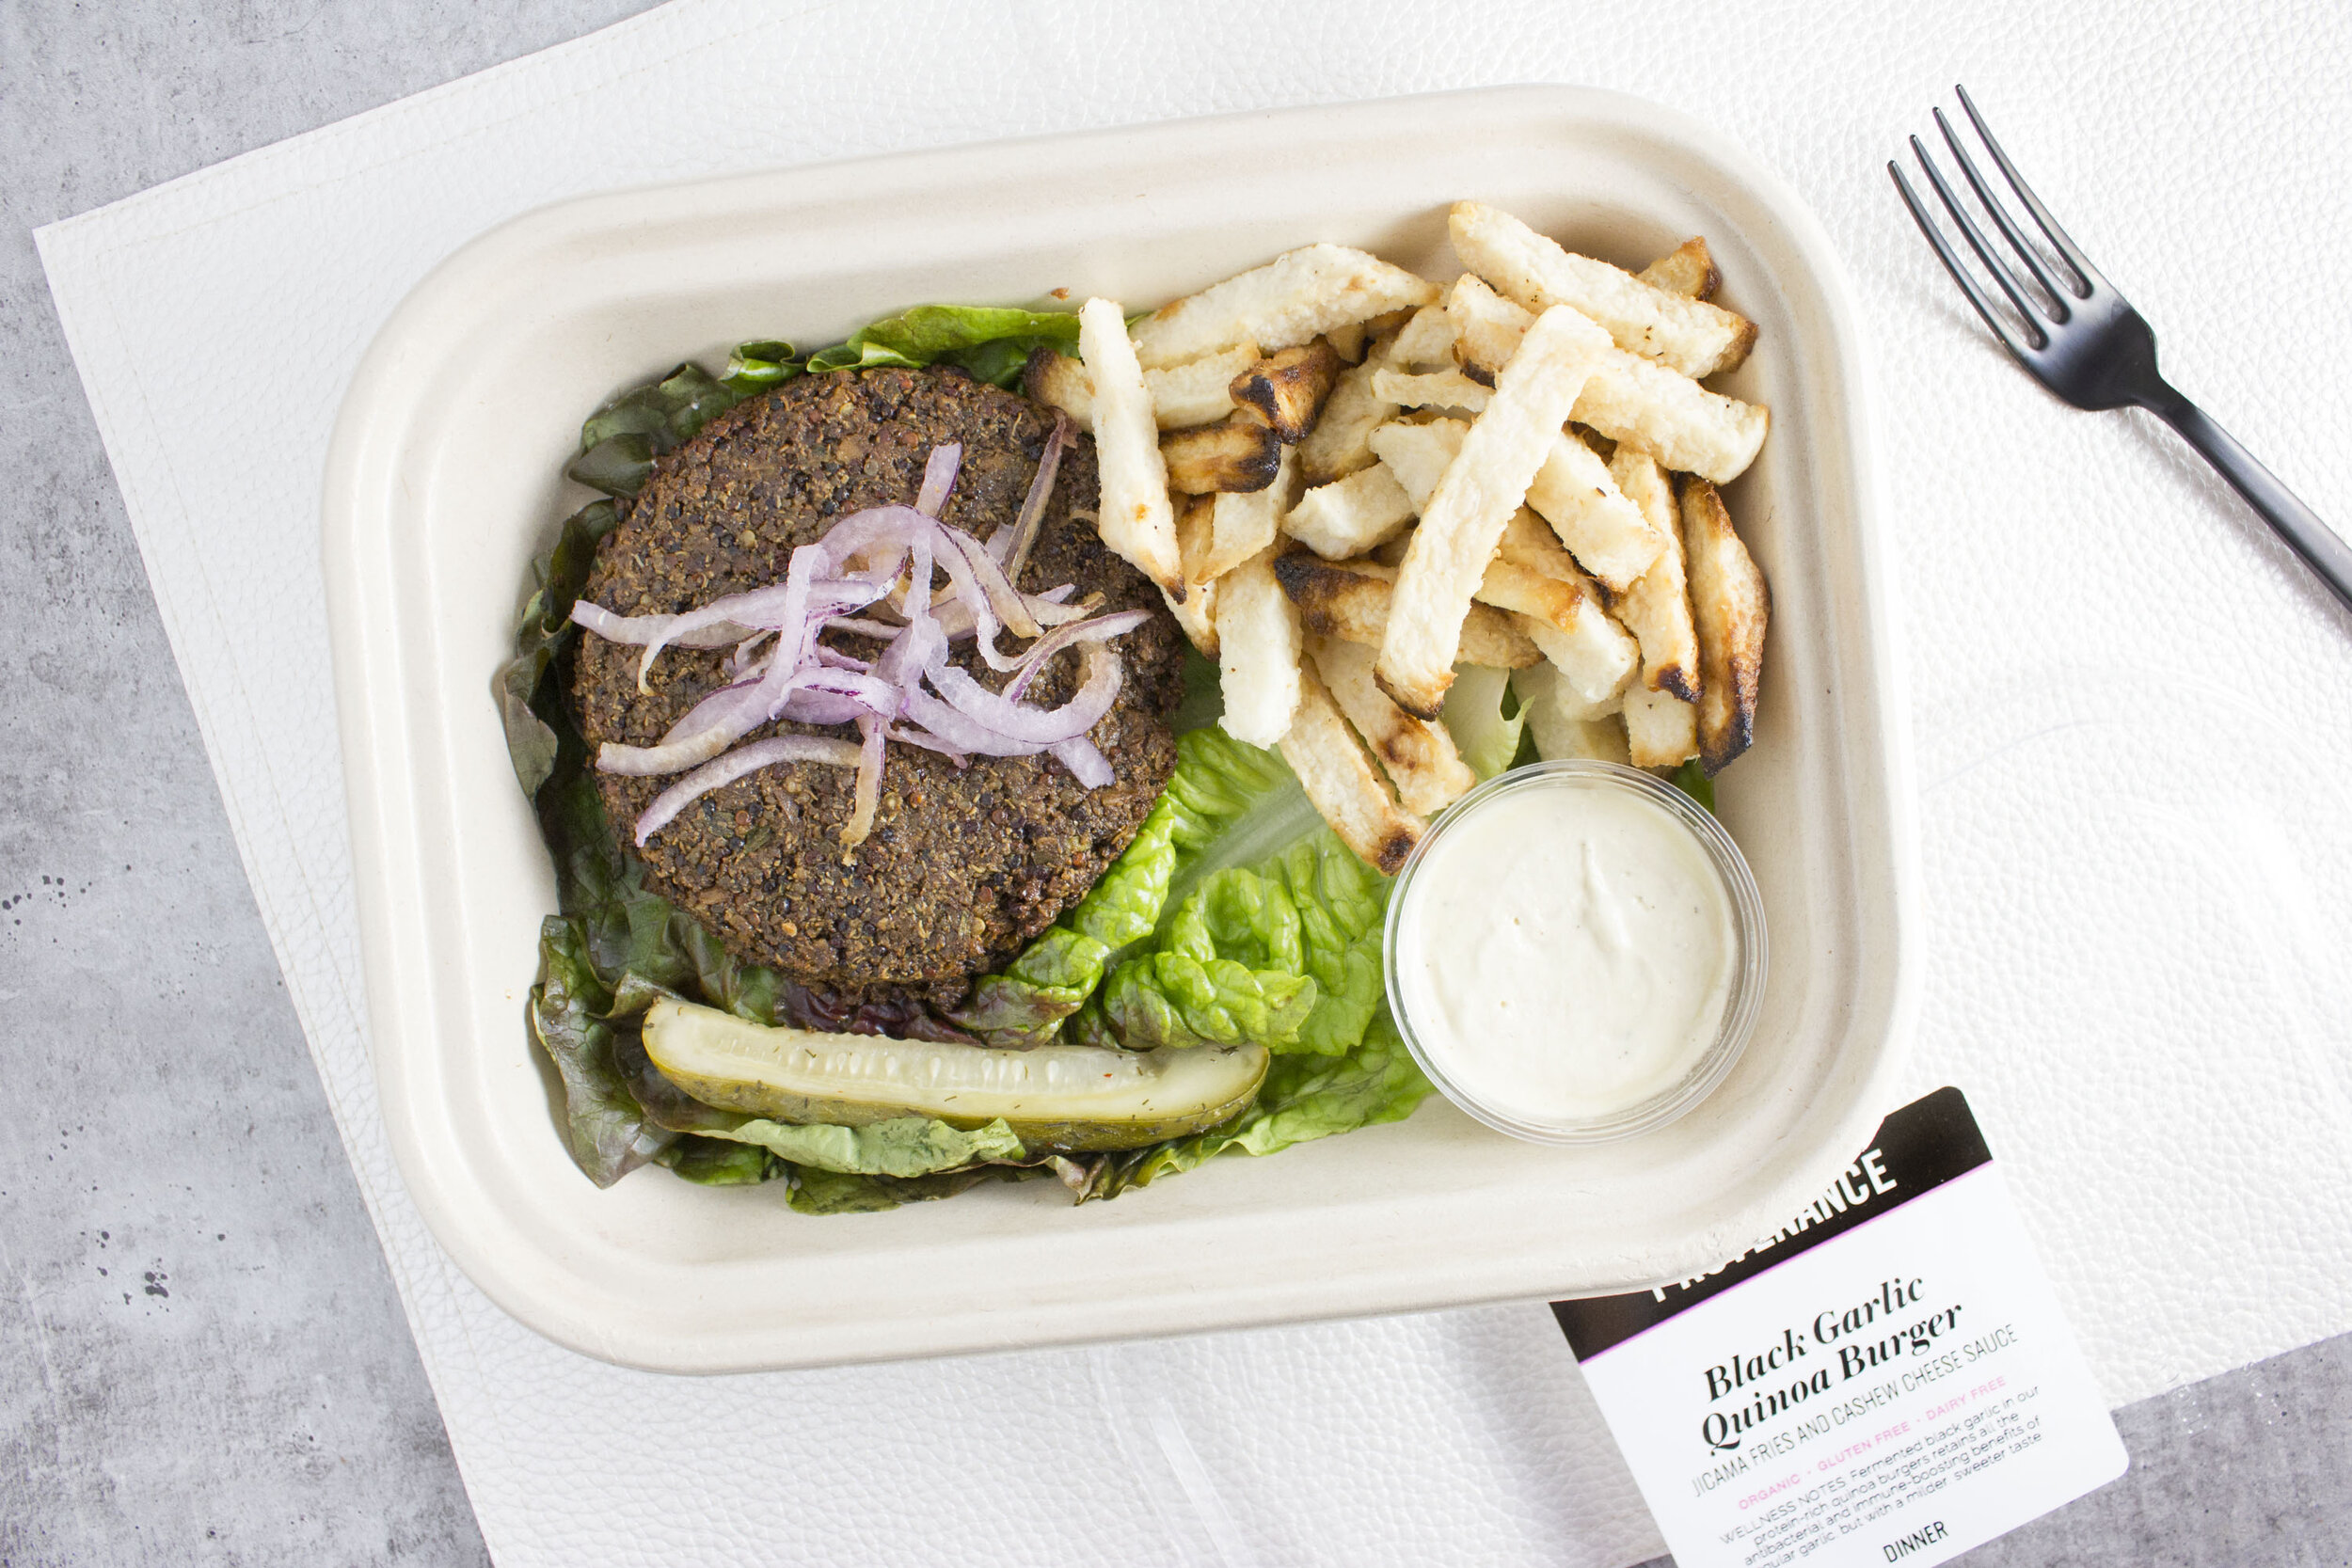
[2141,386,2352,614]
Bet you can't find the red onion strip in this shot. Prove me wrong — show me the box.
[843,715,886,847]
[568,446,1148,845]
[1050,736,1114,788]
[914,442,962,518]
[1004,609,1152,702]
[632,735,863,847]
[989,411,1070,588]
[929,641,1121,746]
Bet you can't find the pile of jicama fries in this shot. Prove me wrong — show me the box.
[1024,202,1770,872]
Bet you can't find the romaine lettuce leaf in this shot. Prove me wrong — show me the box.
[715,1116,1025,1178]
[1441,663,1526,780]
[1061,1006,1432,1200]
[1262,832,1391,1056]
[946,796,1181,1046]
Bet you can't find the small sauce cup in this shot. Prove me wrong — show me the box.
[1383,760,1768,1145]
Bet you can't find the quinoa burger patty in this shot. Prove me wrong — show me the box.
[571,366,1186,998]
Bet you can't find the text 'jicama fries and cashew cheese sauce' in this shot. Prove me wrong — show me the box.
[1385,763,1766,1142]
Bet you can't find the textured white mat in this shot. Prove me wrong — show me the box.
[38,2,2352,1563]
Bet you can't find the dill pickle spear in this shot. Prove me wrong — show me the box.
[640,998,1266,1153]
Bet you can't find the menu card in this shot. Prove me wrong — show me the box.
[1554,1089,2126,1568]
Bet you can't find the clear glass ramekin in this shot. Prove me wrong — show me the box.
[1382,760,1768,1145]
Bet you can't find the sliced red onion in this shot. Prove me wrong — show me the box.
[824,616,903,640]
[570,447,1150,844]
[729,627,779,674]
[569,600,750,650]
[884,722,970,764]
[930,641,1121,747]
[989,412,1070,588]
[843,715,886,847]
[632,736,862,847]
[1050,736,1114,788]
[1004,609,1152,702]
[898,685,1049,758]
[914,442,962,518]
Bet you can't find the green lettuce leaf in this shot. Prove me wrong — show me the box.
[1441,663,1526,780]
[567,363,750,499]
[946,796,1182,1046]
[1261,832,1391,1056]
[491,499,619,797]
[722,340,801,390]
[527,916,674,1186]
[658,1137,776,1185]
[1065,1006,1432,1200]
[803,305,1081,389]
[1671,758,1716,814]
[713,1116,1025,1178]
[787,1167,1003,1215]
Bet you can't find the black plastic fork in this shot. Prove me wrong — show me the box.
[1891,86,2352,614]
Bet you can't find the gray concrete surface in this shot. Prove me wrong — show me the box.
[2,4,2346,1565]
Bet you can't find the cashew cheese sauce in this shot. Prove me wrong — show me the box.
[1393,780,1739,1124]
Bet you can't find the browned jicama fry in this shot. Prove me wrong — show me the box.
[1171,493,1224,654]
[1576,352,1769,484]
[1023,346,1094,428]
[1022,343,1256,434]
[1622,685,1699,768]
[1364,416,1468,503]
[1515,662,1631,759]
[1522,428,1667,593]
[1163,578,1218,659]
[1475,559,1639,705]
[1282,462,1415,560]
[1279,659,1425,875]
[1271,553,1541,669]
[1078,298,1184,598]
[1129,244,1439,371]
[1160,414,1282,494]
[1638,236,1721,301]
[1371,368,1491,414]
[1215,545,1305,746]
[1174,490,1216,579]
[1607,449,1700,702]
[1198,445,1301,582]
[1230,341,1343,442]
[1681,477,1770,774]
[1307,635,1476,816]
[1298,322,1412,483]
[1376,305,1613,719]
[1445,271,1525,388]
[1452,288,1768,484]
[1450,201,1755,376]
[1149,343,1257,428]
[1385,301,1460,369]
[1364,415,1638,701]
[1494,507,1581,580]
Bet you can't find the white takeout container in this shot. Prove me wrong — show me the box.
[323,86,1917,1373]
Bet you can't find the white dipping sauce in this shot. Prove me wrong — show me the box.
[1394,779,1738,1125]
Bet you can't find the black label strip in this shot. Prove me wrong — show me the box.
[1552,1086,1992,1360]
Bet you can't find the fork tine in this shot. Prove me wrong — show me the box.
[1954,84,2105,295]
[1907,136,2050,348]
[1932,107,2071,321]
[1888,161,2039,364]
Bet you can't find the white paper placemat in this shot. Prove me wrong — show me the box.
[38,2,2352,1562]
